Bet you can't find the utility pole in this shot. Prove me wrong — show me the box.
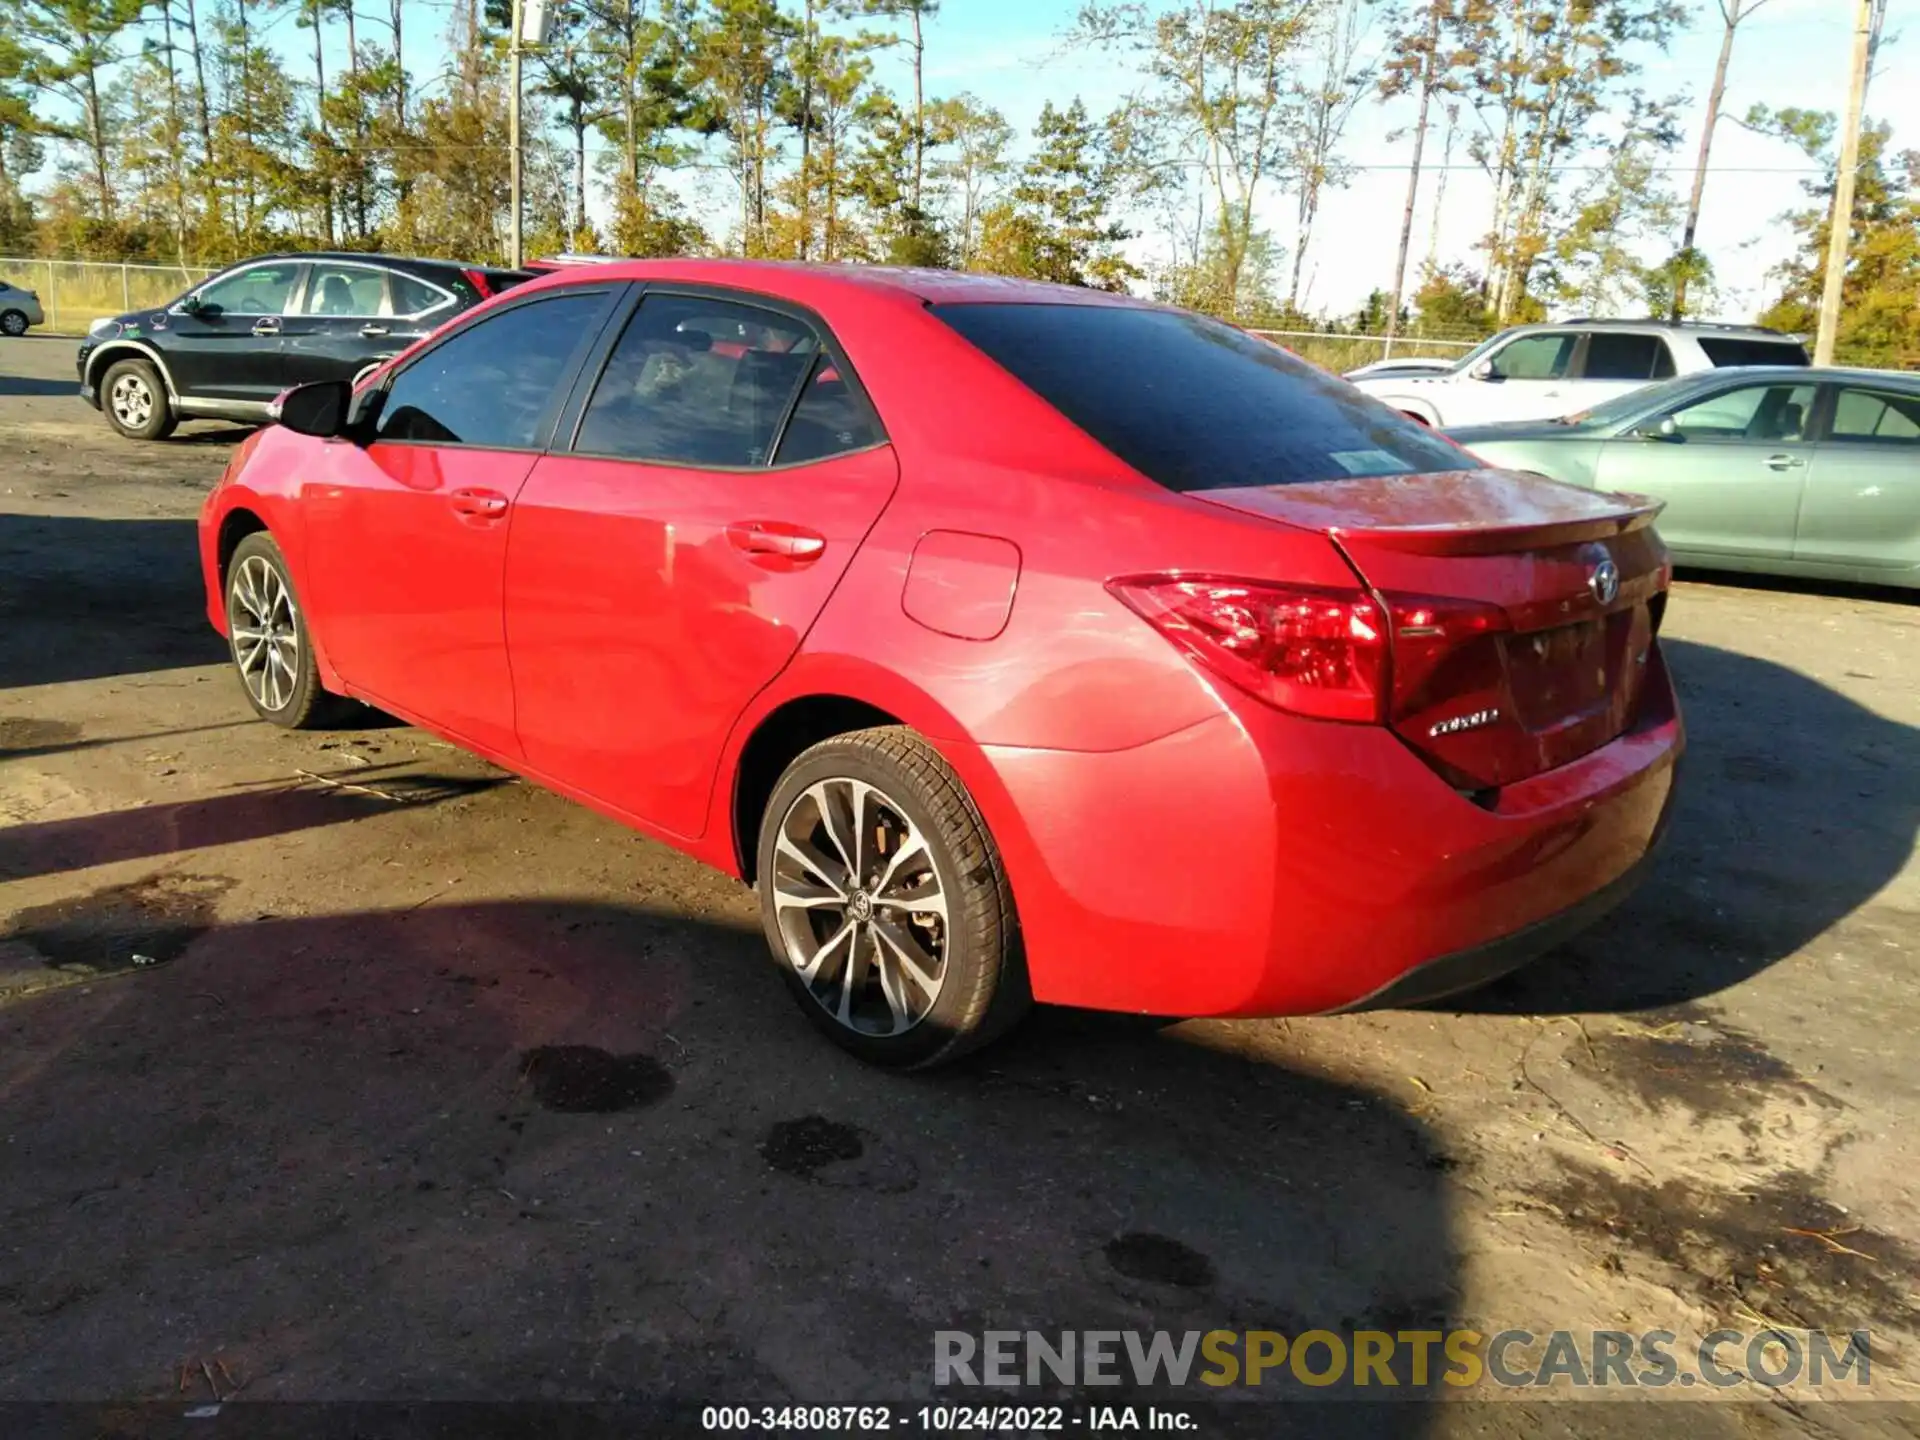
[509,0,525,268]
[1814,0,1878,366]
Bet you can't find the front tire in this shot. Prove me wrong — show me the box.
[0,309,27,338]
[101,357,177,440]
[756,727,1030,1068]
[224,532,345,729]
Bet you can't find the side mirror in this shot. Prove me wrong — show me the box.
[1469,360,1496,381]
[269,380,354,439]
[176,293,204,316]
[1641,415,1682,441]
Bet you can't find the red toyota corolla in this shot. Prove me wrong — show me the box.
[198,260,1682,1067]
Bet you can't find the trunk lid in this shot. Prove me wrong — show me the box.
[1193,469,1670,790]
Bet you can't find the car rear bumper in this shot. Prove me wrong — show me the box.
[976,648,1683,1018]
[1325,817,1667,1012]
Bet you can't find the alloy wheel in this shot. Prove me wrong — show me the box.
[770,777,950,1037]
[109,371,154,429]
[227,555,301,712]
[0,312,25,337]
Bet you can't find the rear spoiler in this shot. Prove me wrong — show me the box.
[1335,495,1665,556]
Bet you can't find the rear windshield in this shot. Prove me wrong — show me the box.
[933,302,1477,491]
[1698,336,1808,367]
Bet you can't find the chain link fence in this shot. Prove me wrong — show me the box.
[1246,328,1482,375]
[0,257,219,336]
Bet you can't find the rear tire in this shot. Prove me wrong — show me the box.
[756,726,1030,1068]
[224,532,348,729]
[101,358,177,441]
[0,310,27,338]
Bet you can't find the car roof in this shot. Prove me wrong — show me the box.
[242,251,511,273]
[507,256,1146,309]
[1511,319,1800,340]
[1667,364,1920,385]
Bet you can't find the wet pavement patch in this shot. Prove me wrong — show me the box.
[761,1115,865,1177]
[760,1115,919,1193]
[1104,1232,1215,1289]
[0,716,81,755]
[1576,1004,1838,1120]
[520,1045,674,1113]
[4,872,232,976]
[1535,1161,1918,1338]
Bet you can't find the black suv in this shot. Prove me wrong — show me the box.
[76,252,530,440]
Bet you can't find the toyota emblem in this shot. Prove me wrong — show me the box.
[1589,558,1620,606]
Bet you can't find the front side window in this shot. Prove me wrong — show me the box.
[196,263,301,317]
[574,294,819,467]
[934,302,1474,492]
[1488,334,1576,381]
[1830,387,1920,444]
[1581,333,1673,381]
[375,292,607,448]
[1666,382,1816,441]
[303,263,386,317]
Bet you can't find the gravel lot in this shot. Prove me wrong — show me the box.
[2,335,1917,1436]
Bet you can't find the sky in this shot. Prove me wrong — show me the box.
[883,0,1910,324]
[35,0,1911,324]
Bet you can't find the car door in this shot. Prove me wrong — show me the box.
[279,260,430,387]
[298,285,622,758]
[1596,377,1818,558]
[505,288,899,839]
[1796,381,1920,572]
[1439,331,1579,426]
[164,260,304,401]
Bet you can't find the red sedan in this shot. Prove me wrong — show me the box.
[199,260,1682,1067]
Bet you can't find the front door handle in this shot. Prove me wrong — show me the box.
[360,324,390,338]
[726,521,826,563]
[1765,454,1806,471]
[252,317,282,336]
[450,487,510,520]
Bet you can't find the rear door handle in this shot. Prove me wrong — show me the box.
[1765,454,1806,471]
[252,317,282,336]
[360,324,390,338]
[450,487,510,519]
[726,521,826,562]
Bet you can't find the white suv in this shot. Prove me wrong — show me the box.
[1346,321,1809,428]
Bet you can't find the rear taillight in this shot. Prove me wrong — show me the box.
[462,267,494,299]
[1382,594,1509,714]
[1108,575,1388,722]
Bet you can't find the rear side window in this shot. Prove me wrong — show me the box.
[390,272,452,317]
[376,291,607,448]
[1830,386,1920,443]
[1698,336,1810,367]
[574,293,820,467]
[932,303,1474,491]
[774,356,885,465]
[1581,333,1673,381]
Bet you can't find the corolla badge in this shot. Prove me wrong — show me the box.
[1589,558,1620,606]
[1429,707,1500,738]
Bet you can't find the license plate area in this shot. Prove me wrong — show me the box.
[1503,617,1617,729]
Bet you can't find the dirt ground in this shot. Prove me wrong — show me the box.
[2,334,1917,1437]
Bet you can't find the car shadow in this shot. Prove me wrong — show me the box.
[170,424,259,446]
[0,512,226,689]
[1674,565,1918,607]
[1453,637,1918,1015]
[0,773,510,883]
[0,375,76,398]
[0,897,1455,1426]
